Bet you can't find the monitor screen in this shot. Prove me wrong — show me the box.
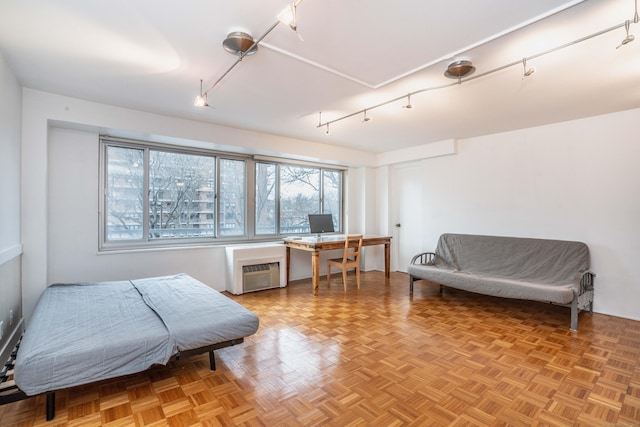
[308,214,335,234]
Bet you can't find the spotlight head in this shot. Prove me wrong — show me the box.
[194,95,208,107]
[617,20,636,49]
[277,4,297,31]
[403,94,414,109]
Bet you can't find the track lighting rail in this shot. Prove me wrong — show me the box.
[317,16,635,131]
[195,0,304,107]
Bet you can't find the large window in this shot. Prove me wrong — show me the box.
[100,137,343,249]
[256,163,342,235]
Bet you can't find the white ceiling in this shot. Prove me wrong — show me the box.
[1,0,639,153]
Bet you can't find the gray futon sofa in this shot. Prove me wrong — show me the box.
[408,233,595,331]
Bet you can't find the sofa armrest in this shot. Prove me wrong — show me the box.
[569,270,595,331]
[410,252,437,266]
[575,270,596,295]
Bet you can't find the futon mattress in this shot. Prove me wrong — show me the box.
[14,274,259,395]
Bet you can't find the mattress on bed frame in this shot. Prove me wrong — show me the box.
[132,274,260,353]
[14,274,259,396]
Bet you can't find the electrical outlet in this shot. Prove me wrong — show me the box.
[0,321,4,340]
[9,309,14,326]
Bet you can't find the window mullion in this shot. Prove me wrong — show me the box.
[319,169,324,213]
[215,157,220,238]
[246,159,256,237]
[143,147,150,242]
[275,165,281,235]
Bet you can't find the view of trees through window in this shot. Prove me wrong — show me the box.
[279,165,320,233]
[255,163,276,235]
[219,159,246,236]
[102,138,343,247]
[148,150,216,239]
[256,164,342,235]
[106,146,218,241]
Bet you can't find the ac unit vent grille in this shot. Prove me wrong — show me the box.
[242,262,279,273]
[242,262,280,293]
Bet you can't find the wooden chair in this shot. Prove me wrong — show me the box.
[327,235,363,291]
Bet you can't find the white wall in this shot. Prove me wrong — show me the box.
[0,52,21,252]
[0,50,23,362]
[47,127,227,286]
[384,108,640,321]
[22,89,376,320]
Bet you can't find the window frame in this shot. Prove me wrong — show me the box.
[99,136,345,251]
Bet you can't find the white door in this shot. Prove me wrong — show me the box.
[391,162,423,272]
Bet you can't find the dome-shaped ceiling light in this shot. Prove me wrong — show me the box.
[444,60,476,79]
[222,31,259,56]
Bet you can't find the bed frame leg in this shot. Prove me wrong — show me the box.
[46,392,55,421]
[570,292,579,332]
[209,351,216,371]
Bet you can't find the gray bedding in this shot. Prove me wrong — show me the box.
[132,274,260,352]
[14,274,259,396]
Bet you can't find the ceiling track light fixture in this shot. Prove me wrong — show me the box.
[403,93,414,109]
[194,79,208,107]
[194,0,304,107]
[317,4,639,133]
[222,31,259,56]
[444,59,476,82]
[617,20,635,48]
[522,58,535,77]
[363,109,371,122]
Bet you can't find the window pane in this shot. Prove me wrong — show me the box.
[255,163,276,235]
[106,146,145,240]
[219,158,246,236]
[149,151,215,239]
[280,165,320,234]
[323,170,342,232]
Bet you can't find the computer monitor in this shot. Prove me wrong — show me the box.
[308,213,335,234]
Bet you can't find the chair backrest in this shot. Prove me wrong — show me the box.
[343,235,363,263]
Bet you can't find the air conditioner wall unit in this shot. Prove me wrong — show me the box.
[225,243,286,295]
[242,262,280,293]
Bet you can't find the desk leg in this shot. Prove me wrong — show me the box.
[311,250,320,295]
[384,242,391,278]
[286,246,291,286]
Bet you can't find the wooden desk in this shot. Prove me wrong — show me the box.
[284,235,392,295]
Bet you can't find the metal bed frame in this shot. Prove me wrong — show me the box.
[1,336,244,421]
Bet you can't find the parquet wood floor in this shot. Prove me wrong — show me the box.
[1,271,639,426]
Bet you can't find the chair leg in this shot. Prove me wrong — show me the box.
[327,264,331,286]
[342,269,348,292]
[356,267,360,289]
